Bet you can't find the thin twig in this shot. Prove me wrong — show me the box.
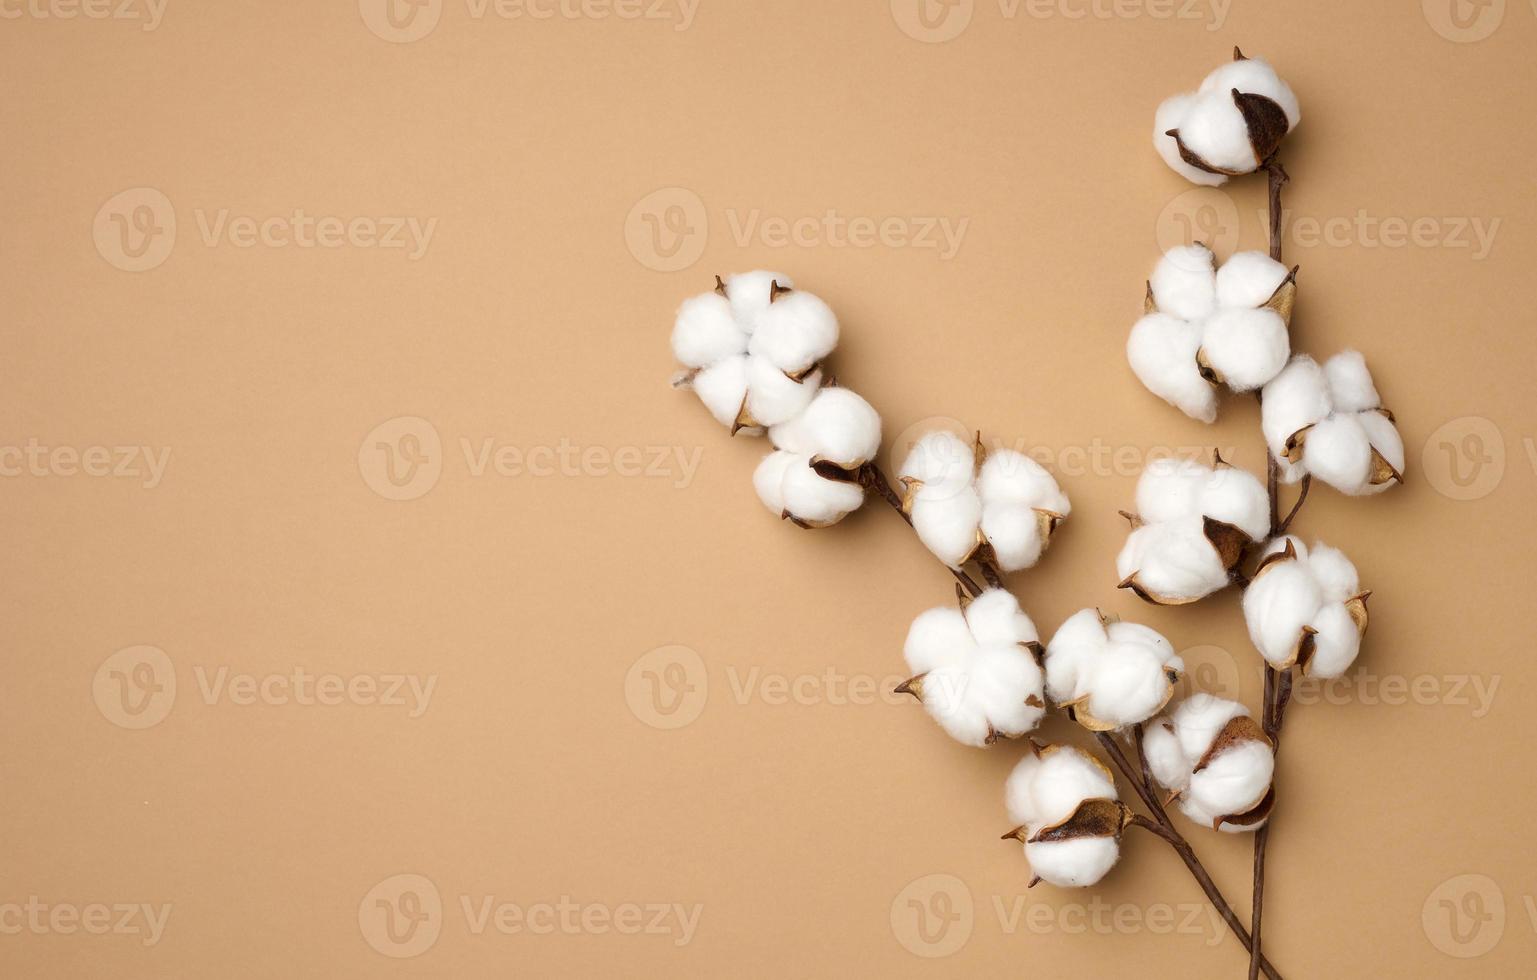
[977,557,1005,590]
[860,463,983,597]
[1096,731,1284,980]
[1276,475,1311,536]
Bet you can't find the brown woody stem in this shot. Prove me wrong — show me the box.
[1096,731,1283,980]
[860,463,983,598]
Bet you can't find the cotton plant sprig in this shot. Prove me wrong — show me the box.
[669,275,1286,978]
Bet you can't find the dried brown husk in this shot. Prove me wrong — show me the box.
[1192,715,1273,774]
[1028,798,1134,844]
[1214,785,1277,832]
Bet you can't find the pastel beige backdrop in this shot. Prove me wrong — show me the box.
[2,0,1532,977]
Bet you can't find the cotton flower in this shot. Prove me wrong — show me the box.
[1143,694,1276,833]
[1044,608,1184,731]
[1154,49,1301,186]
[670,271,838,432]
[752,385,882,528]
[1002,743,1131,888]
[897,588,1047,747]
[1115,454,1269,604]
[897,431,1071,571]
[1128,245,1296,422]
[1243,536,1371,677]
[1261,351,1405,495]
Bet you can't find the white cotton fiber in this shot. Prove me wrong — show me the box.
[744,355,821,428]
[900,431,975,500]
[1134,457,1209,524]
[752,451,795,515]
[749,289,839,375]
[1195,466,1270,540]
[1323,350,1380,414]
[1119,457,1266,604]
[1243,537,1369,677]
[691,354,752,427]
[1260,356,1330,466]
[1300,414,1372,493]
[768,386,881,469]
[1117,519,1232,604]
[978,450,1070,514]
[1214,251,1289,310]
[1005,746,1123,887]
[1201,307,1290,392]
[671,292,744,368]
[1175,89,1257,174]
[753,450,863,528]
[1044,609,1181,728]
[911,489,983,568]
[1153,93,1227,187]
[1150,245,1218,321]
[902,589,1046,747]
[1144,694,1273,834]
[1128,313,1218,423]
[723,270,790,327]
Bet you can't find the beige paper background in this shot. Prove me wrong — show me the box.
[2,1,1534,976]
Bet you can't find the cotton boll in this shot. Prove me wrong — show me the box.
[1201,307,1290,391]
[964,588,1038,649]
[1117,518,1231,603]
[1150,245,1218,320]
[750,290,839,375]
[1128,313,1218,423]
[1355,410,1406,493]
[969,647,1046,738]
[744,356,822,428]
[1026,837,1121,888]
[900,431,976,501]
[1199,57,1301,129]
[1196,466,1270,541]
[723,270,790,327]
[1141,722,1191,792]
[769,387,881,469]
[1176,89,1258,174]
[691,354,752,427]
[1301,414,1372,494]
[918,664,994,746]
[1261,356,1330,464]
[903,607,973,676]
[1307,601,1363,679]
[1188,740,1274,817]
[1243,559,1323,667]
[1214,251,1290,309]
[671,292,744,368]
[911,489,983,568]
[1323,350,1381,413]
[1153,94,1228,187]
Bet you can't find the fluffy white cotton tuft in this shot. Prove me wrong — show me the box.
[1044,609,1183,729]
[1129,248,1292,421]
[899,434,1070,572]
[752,450,864,529]
[768,386,881,470]
[1154,53,1301,183]
[1243,536,1370,677]
[671,272,837,433]
[901,590,1045,747]
[1144,694,1274,833]
[1260,350,1405,495]
[1005,745,1124,887]
[1117,456,1267,604]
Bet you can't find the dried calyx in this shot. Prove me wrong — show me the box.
[1115,451,1269,605]
[897,587,1047,747]
[1003,741,1131,888]
[1143,695,1276,833]
[1154,48,1301,185]
[898,430,1070,572]
[1044,608,1184,731]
